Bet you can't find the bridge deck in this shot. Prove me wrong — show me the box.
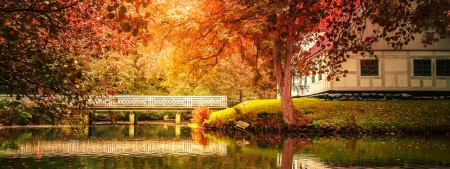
[89,95,227,111]
[0,95,228,110]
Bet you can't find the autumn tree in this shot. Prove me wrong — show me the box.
[202,55,276,105]
[164,0,449,126]
[2,0,448,126]
[276,0,449,125]
[0,0,103,123]
[0,0,152,124]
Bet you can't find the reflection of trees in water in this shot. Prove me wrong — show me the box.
[250,133,315,169]
[256,134,283,148]
[0,128,52,151]
[281,136,312,169]
[191,128,207,146]
[2,126,450,168]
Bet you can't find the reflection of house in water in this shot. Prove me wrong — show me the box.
[277,154,330,169]
[0,139,227,158]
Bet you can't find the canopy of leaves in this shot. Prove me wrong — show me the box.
[188,0,450,80]
[0,0,147,124]
[1,0,449,125]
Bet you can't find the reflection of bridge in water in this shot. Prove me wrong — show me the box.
[0,139,227,158]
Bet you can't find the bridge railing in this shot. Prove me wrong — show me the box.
[88,95,227,110]
[0,95,228,110]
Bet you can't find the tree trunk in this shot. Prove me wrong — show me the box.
[239,89,243,103]
[272,35,296,125]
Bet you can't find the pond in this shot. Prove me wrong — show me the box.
[0,124,449,169]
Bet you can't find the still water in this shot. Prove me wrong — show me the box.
[0,124,449,169]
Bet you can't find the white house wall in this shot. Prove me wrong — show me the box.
[290,19,450,97]
[296,51,450,96]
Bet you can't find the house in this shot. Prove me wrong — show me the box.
[293,28,450,100]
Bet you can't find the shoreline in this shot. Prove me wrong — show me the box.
[1,120,449,137]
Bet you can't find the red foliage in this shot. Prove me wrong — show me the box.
[259,116,281,129]
[191,106,211,126]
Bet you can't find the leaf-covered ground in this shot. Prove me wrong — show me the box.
[204,98,450,133]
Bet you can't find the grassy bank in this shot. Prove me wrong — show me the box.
[203,98,450,133]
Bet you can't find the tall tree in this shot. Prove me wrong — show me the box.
[0,0,152,123]
[165,0,450,125]
[0,0,108,123]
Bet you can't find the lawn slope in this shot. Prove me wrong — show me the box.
[204,98,450,133]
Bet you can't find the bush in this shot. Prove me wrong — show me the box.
[191,106,211,126]
[204,108,236,127]
[0,100,32,125]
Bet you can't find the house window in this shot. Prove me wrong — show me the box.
[436,59,450,76]
[361,60,379,76]
[311,74,315,83]
[413,59,431,76]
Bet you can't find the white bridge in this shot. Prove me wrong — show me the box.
[89,95,227,111]
[0,95,228,111]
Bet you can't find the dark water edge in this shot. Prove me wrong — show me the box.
[0,124,449,169]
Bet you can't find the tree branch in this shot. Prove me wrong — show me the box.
[0,2,79,13]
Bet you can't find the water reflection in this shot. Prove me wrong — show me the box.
[280,137,311,169]
[0,139,227,158]
[0,125,449,169]
[275,134,450,169]
[0,125,226,158]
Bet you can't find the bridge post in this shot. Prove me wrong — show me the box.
[175,111,181,124]
[129,111,137,125]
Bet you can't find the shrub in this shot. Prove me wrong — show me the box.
[203,108,236,128]
[191,106,211,126]
[0,100,32,125]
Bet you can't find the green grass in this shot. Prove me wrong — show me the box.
[204,98,450,132]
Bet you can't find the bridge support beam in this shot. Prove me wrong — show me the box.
[129,111,137,125]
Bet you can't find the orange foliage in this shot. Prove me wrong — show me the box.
[191,106,211,126]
